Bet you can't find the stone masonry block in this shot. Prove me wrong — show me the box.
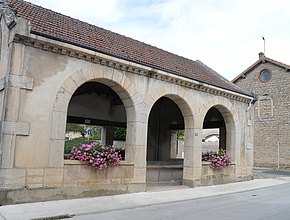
[81,66,95,81]
[144,94,154,108]
[70,70,86,87]
[5,87,20,121]
[126,83,138,98]
[120,76,132,90]
[132,168,146,183]
[191,105,199,116]
[27,169,44,176]
[156,85,166,97]
[8,74,33,90]
[184,116,195,129]
[49,139,65,168]
[62,77,78,95]
[177,86,186,98]
[0,169,26,190]
[103,66,114,80]
[43,168,64,187]
[179,103,192,116]
[113,69,124,84]
[193,113,204,129]
[91,64,103,78]
[50,111,66,140]
[11,43,25,76]
[149,90,160,103]
[53,87,72,112]
[2,121,30,136]
[26,176,43,185]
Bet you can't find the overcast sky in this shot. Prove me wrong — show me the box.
[27,0,290,80]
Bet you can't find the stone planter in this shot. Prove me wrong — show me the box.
[63,160,134,186]
[201,161,236,186]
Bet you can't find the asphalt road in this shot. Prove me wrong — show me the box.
[72,182,290,220]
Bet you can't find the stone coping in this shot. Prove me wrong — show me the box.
[202,161,236,165]
[147,165,183,169]
[64,160,134,166]
[146,162,236,168]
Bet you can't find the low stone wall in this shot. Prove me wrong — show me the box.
[200,162,246,186]
[146,165,183,183]
[63,160,134,186]
[0,161,143,205]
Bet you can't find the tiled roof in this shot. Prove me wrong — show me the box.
[10,0,246,95]
[232,53,290,83]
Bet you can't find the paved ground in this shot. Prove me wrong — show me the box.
[0,168,290,220]
[254,167,290,179]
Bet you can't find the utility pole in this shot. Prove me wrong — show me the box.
[262,36,265,56]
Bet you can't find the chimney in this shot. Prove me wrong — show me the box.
[259,52,264,59]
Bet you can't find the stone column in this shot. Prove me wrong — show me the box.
[125,121,148,186]
[219,126,226,150]
[170,130,177,159]
[100,126,114,146]
[183,128,202,187]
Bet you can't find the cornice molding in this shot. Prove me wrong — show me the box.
[14,33,252,103]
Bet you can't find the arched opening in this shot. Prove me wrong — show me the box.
[65,82,127,158]
[146,97,185,184]
[202,107,226,153]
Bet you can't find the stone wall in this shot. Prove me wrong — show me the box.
[234,62,290,169]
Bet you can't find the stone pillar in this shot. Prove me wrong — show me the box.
[101,126,114,146]
[170,130,177,159]
[0,18,31,190]
[219,126,226,150]
[125,121,148,185]
[183,128,202,187]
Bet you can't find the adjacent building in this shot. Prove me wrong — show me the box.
[233,52,290,169]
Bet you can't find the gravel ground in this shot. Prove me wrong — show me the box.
[254,168,290,179]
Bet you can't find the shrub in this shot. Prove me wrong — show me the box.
[67,142,122,170]
[202,149,232,169]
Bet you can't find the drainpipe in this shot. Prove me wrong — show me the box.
[246,97,254,111]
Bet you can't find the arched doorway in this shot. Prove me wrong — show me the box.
[146,97,185,184]
[65,81,127,157]
[202,107,226,152]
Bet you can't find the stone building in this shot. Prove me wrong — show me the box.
[232,52,290,169]
[0,0,254,204]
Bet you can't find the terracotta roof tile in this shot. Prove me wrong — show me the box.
[10,0,246,94]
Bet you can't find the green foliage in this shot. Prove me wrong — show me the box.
[114,127,126,140]
[64,137,83,154]
[177,130,184,140]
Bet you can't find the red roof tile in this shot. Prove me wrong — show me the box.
[10,0,246,95]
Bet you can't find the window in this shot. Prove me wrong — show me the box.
[259,69,272,82]
[258,95,273,119]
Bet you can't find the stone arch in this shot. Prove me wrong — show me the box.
[145,84,201,186]
[48,65,140,168]
[200,96,239,161]
[203,131,219,140]
[144,84,195,129]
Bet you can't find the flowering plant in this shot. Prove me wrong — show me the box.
[202,149,232,169]
[67,142,122,170]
